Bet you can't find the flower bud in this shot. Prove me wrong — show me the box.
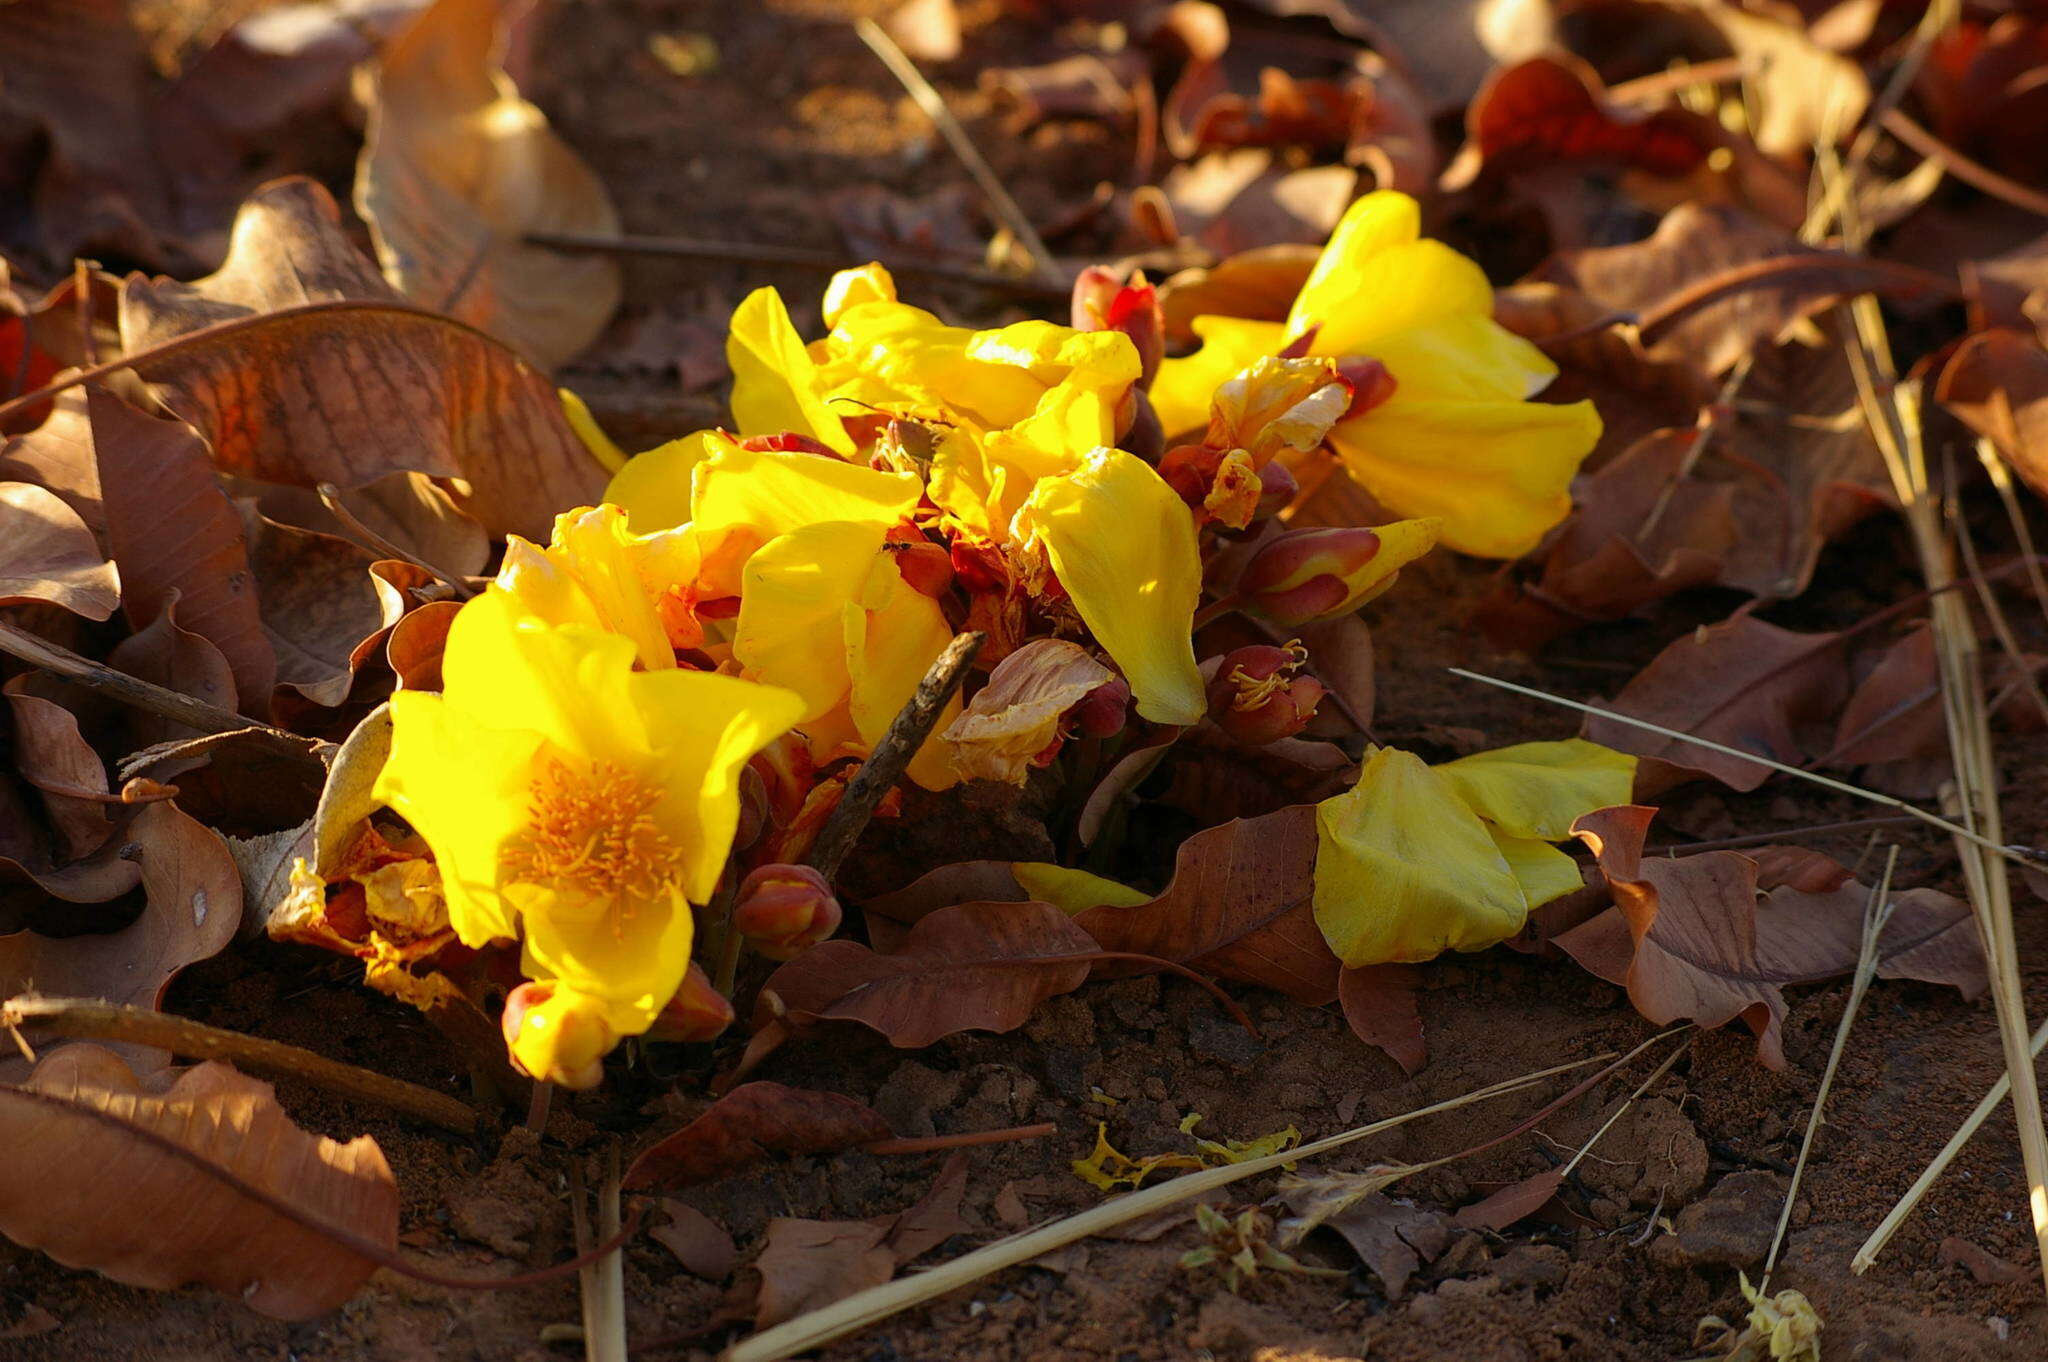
[1205,643,1325,745]
[1069,674,1131,739]
[647,963,736,1043]
[1251,459,1298,521]
[1237,520,1440,625]
[733,864,843,960]
[1071,266,1164,387]
[885,527,955,598]
[501,981,614,1090]
[1335,357,1397,417]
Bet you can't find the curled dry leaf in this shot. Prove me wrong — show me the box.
[92,389,275,712]
[4,679,117,860]
[1939,327,2048,502]
[237,506,388,713]
[752,1218,896,1331]
[760,900,1095,1048]
[104,605,240,750]
[1157,243,1320,346]
[1444,55,1714,191]
[0,1043,397,1320]
[623,1081,892,1192]
[357,0,622,369]
[1556,807,1986,1067]
[117,177,605,541]
[0,482,119,620]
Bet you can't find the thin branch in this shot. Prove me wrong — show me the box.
[4,996,479,1134]
[1633,254,1957,345]
[0,621,326,771]
[852,17,1062,286]
[317,483,476,601]
[1881,108,2048,219]
[804,632,983,881]
[1646,815,1918,856]
[864,1122,1056,1156]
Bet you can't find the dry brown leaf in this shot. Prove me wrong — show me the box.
[652,1200,738,1281]
[1157,243,1320,345]
[4,679,116,861]
[751,1218,896,1330]
[1454,1168,1564,1232]
[623,1081,893,1192]
[1939,327,2048,502]
[1337,964,1425,1075]
[1581,614,1847,792]
[357,0,622,369]
[118,177,606,540]
[762,900,1094,1048]
[0,482,119,620]
[0,1043,396,1319]
[104,606,240,750]
[93,390,275,712]
[1445,54,1715,190]
[1154,151,1358,256]
[1556,806,1986,1066]
[238,506,385,713]
[1315,1191,1453,1297]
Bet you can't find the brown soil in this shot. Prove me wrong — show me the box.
[7,2,2048,1360]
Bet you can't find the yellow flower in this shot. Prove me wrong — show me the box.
[374,589,804,1081]
[1312,740,1634,966]
[1015,448,1206,726]
[497,504,706,665]
[1152,192,1601,558]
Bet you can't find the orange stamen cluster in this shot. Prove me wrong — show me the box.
[505,756,682,912]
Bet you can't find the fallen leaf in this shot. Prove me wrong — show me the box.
[1446,54,1714,189]
[0,1043,397,1319]
[1155,151,1358,256]
[1156,244,1320,345]
[751,1218,895,1330]
[4,680,116,861]
[1454,1168,1565,1231]
[237,506,387,713]
[0,482,119,620]
[1337,964,1425,1075]
[652,1200,738,1280]
[887,1152,973,1264]
[1314,1191,1453,1298]
[1938,1235,2027,1286]
[105,604,241,750]
[118,177,606,540]
[1939,327,2048,502]
[622,1081,892,1192]
[92,390,275,712]
[1556,806,1987,1066]
[357,0,622,369]
[175,1,432,141]
[761,900,1094,1048]
[1582,614,1848,792]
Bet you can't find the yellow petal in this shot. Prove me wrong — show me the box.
[559,389,627,473]
[1299,241,1493,358]
[1313,747,1528,966]
[1326,394,1601,558]
[732,520,878,720]
[1364,314,1560,403]
[1018,449,1205,726]
[439,587,652,762]
[847,545,959,791]
[728,286,856,455]
[494,505,687,671]
[1433,739,1639,841]
[822,263,897,329]
[691,444,923,595]
[374,689,539,946]
[1490,831,1585,909]
[822,300,1047,427]
[517,882,698,1035]
[1012,861,1151,914]
[1149,315,1287,439]
[604,430,717,533]
[1286,190,1422,341]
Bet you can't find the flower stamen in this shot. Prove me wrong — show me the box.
[506,757,683,925]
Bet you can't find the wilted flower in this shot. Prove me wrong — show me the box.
[1151,191,1602,558]
[375,589,804,1085]
[1312,740,1636,967]
[942,639,1117,783]
[733,863,843,959]
[1237,522,1440,625]
[647,962,737,1043]
[1206,643,1325,745]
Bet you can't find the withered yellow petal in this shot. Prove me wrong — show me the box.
[1313,747,1528,966]
[1019,449,1205,726]
[1433,739,1638,841]
[1013,861,1151,914]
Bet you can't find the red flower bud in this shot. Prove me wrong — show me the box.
[1252,459,1298,521]
[1072,266,1164,387]
[1335,357,1397,417]
[647,963,736,1043]
[1237,522,1438,625]
[1069,674,1132,739]
[733,863,843,960]
[885,527,955,597]
[1205,643,1324,745]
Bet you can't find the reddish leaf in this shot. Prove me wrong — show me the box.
[1454,1169,1566,1232]
[1450,56,1714,187]
[117,177,605,540]
[651,1201,737,1281]
[761,900,1094,1048]
[751,1218,895,1330]
[1337,964,1425,1075]
[93,389,275,713]
[1556,807,1986,1067]
[623,1082,892,1192]
[0,1043,397,1320]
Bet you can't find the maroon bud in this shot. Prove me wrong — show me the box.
[1251,459,1299,521]
[646,963,736,1043]
[1205,643,1324,745]
[1335,357,1397,417]
[1069,675,1132,739]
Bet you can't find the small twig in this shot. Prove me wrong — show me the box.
[1445,667,2046,870]
[804,632,983,881]
[316,483,476,601]
[1645,815,1919,856]
[1973,439,2048,636]
[852,17,1061,286]
[1561,1036,1693,1178]
[0,621,324,770]
[523,231,1069,299]
[3,996,479,1135]
[1761,847,1898,1289]
[864,1122,1055,1156]
[1881,107,2048,219]
[1633,254,1958,345]
[573,1147,628,1362]
[526,1081,554,1136]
